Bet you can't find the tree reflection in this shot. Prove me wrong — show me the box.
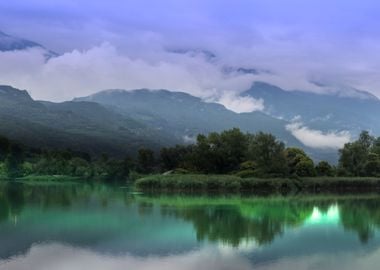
[2,183,380,248]
[143,195,380,247]
[0,195,9,223]
[175,203,313,246]
[339,199,380,243]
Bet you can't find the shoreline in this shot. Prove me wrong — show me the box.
[135,174,380,194]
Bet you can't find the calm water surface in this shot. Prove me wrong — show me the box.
[1,182,380,270]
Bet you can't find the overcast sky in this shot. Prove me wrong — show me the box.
[1,0,380,112]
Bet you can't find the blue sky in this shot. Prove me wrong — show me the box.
[2,0,380,51]
[1,0,380,110]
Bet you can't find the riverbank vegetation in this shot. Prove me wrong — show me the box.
[1,129,380,188]
[135,174,380,193]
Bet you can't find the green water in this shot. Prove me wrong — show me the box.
[1,182,380,270]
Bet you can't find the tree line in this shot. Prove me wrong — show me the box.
[1,129,379,180]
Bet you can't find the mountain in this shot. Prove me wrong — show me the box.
[75,89,336,162]
[243,82,380,135]
[74,89,298,143]
[0,84,341,162]
[0,31,57,58]
[0,85,175,156]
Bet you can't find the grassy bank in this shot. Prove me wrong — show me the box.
[0,175,83,183]
[135,174,380,193]
[17,175,82,182]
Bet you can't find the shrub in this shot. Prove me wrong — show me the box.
[236,169,256,178]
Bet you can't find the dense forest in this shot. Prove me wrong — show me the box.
[1,129,380,181]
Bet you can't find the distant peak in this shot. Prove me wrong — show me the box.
[91,88,195,97]
[167,48,217,61]
[243,82,287,96]
[74,88,204,104]
[0,31,9,37]
[309,80,379,101]
[0,85,33,101]
[0,30,58,58]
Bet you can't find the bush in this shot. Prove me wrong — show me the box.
[295,159,316,177]
[315,161,335,177]
[135,174,297,193]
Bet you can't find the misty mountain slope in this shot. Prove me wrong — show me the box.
[75,88,342,163]
[75,89,239,138]
[0,85,175,156]
[243,82,380,135]
[75,89,299,143]
[0,30,57,57]
[0,84,341,162]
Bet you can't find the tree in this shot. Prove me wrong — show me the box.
[339,131,375,176]
[236,160,257,178]
[189,134,216,173]
[188,128,249,174]
[102,158,132,181]
[315,161,334,177]
[69,157,91,177]
[295,158,316,177]
[285,148,309,176]
[5,144,24,178]
[0,136,10,161]
[364,153,380,177]
[218,128,249,172]
[247,132,288,177]
[371,137,380,156]
[160,145,192,171]
[137,148,155,173]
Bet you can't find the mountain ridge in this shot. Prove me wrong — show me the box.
[3,83,374,163]
[0,30,58,58]
[243,82,380,136]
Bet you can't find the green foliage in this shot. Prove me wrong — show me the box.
[339,131,380,176]
[240,160,256,170]
[159,129,294,177]
[364,153,380,177]
[171,168,191,174]
[160,145,193,171]
[5,144,24,178]
[136,174,380,193]
[137,148,155,173]
[235,169,256,178]
[0,136,10,161]
[0,136,135,182]
[315,161,335,177]
[247,132,288,177]
[237,160,257,178]
[295,159,316,177]
[136,174,284,192]
[6,128,380,184]
[285,148,308,175]
[0,162,5,177]
[127,171,144,182]
[184,128,249,173]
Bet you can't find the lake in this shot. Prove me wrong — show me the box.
[1,182,380,270]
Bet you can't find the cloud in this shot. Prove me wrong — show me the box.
[217,93,264,113]
[0,43,265,113]
[183,135,197,144]
[0,243,254,270]
[286,120,351,149]
[2,0,380,103]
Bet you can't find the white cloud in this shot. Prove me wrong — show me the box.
[286,121,351,149]
[217,93,264,113]
[3,1,380,100]
[183,135,196,144]
[0,243,253,270]
[0,43,262,113]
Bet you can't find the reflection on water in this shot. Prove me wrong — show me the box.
[1,182,380,269]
